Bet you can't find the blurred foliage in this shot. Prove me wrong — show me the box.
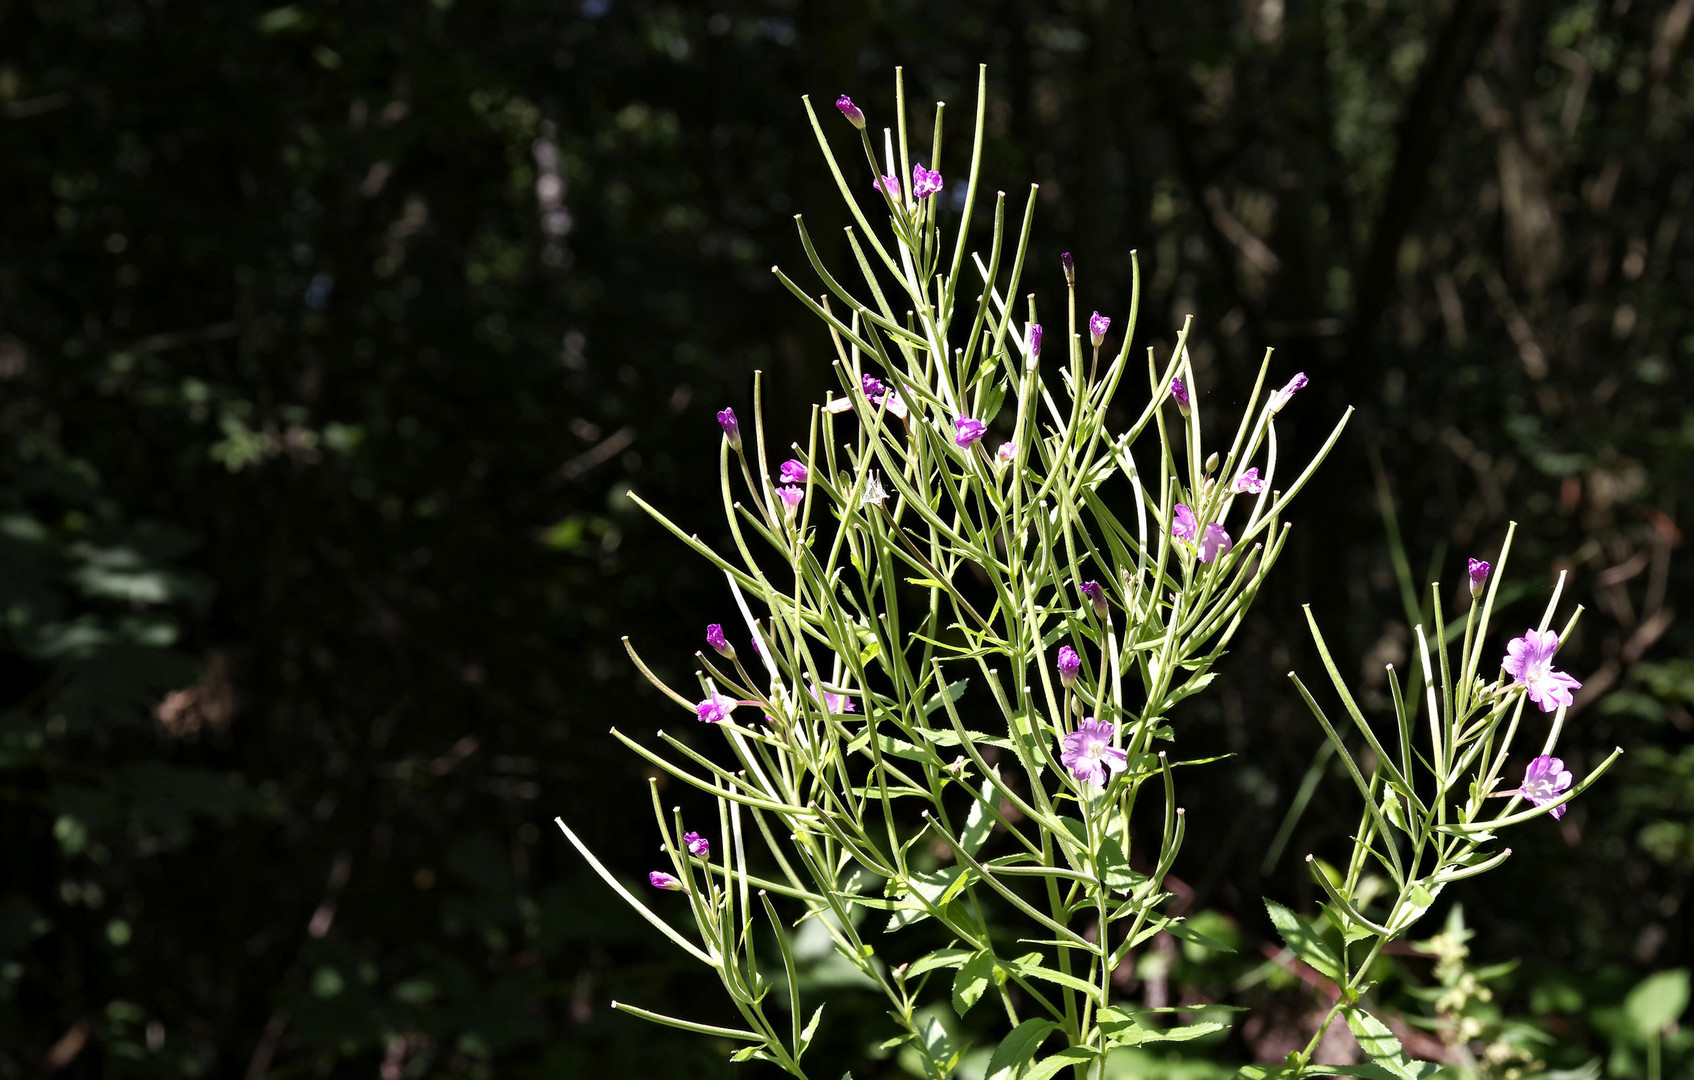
[0,0,1689,1076]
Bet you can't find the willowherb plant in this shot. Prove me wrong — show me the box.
[556,68,1616,1080]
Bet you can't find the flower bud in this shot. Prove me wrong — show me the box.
[1080,580,1107,619]
[649,871,686,891]
[1027,323,1043,371]
[1204,452,1219,474]
[1171,377,1191,417]
[717,406,742,450]
[683,831,711,857]
[835,95,865,129]
[1468,558,1491,599]
[1060,251,1075,286]
[1088,311,1110,348]
[706,623,735,659]
[1056,645,1082,688]
[779,459,808,485]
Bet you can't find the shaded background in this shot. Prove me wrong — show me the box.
[1,0,1690,1076]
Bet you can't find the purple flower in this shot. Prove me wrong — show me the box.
[706,623,734,659]
[1171,377,1191,416]
[1468,558,1491,599]
[861,373,886,400]
[684,831,711,857]
[649,870,686,891]
[1028,323,1043,364]
[1061,251,1075,285]
[1059,717,1129,789]
[696,691,735,724]
[1516,754,1575,820]
[912,163,943,199]
[1056,645,1082,688]
[1231,468,1264,494]
[955,417,988,447]
[815,685,856,714]
[874,174,901,201]
[717,407,742,450]
[779,459,808,485]
[996,442,1016,463]
[1080,580,1107,618]
[1504,629,1582,713]
[777,485,805,518]
[1269,372,1308,414]
[1199,522,1233,563]
[1172,504,1199,543]
[1088,311,1110,348]
[835,95,865,130]
[750,635,763,656]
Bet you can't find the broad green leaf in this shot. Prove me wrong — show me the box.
[1624,968,1690,1039]
[1023,1047,1094,1080]
[1342,1006,1418,1080]
[984,1019,1057,1080]
[906,947,973,979]
[960,777,996,856]
[1094,836,1145,895]
[952,951,995,1016]
[1264,898,1342,981]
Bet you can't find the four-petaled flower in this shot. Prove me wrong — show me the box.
[1059,717,1129,789]
[717,407,741,450]
[779,459,808,485]
[649,870,686,891]
[955,417,987,447]
[1231,468,1264,494]
[706,623,734,658]
[1088,311,1110,347]
[1172,504,1199,543]
[835,95,865,129]
[1515,754,1575,820]
[1503,629,1582,712]
[1468,558,1491,599]
[1199,523,1233,563]
[696,691,736,724]
[912,163,943,199]
[874,174,901,201]
[684,831,711,857]
[1056,645,1082,688]
[815,685,856,714]
[1268,372,1308,414]
[1171,377,1191,415]
[777,485,805,517]
[1080,580,1107,618]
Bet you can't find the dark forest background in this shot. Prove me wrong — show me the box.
[2,0,1691,1076]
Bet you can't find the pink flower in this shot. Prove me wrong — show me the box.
[874,174,901,200]
[1079,580,1107,618]
[997,442,1016,462]
[706,624,734,658]
[696,691,735,724]
[955,417,987,447]
[1170,377,1191,416]
[1198,523,1233,563]
[835,95,865,129]
[912,163,943,199]
[815,685,856,714]
[779,459,808,485]
[1268,372,1308,414]
[777,485,805,518]
[1468,558,1491,599]
[1515,755,1575,820]
[1059,717,1128,789]
[717,407,741,450]
[1231,468,1264,494]
[1503,629,1582,713]
[684,831,711,857]
[1056,645,1082,688]
[1028,323,1043,362]
[1172,504,1199,543]
[649,870,685,891]
[1088,311,1110,347]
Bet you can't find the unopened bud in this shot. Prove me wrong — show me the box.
[1205,452,1219,473]
[835,95,865,130]
[1060,251,1075,286]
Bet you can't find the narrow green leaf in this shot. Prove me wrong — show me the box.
[984,1019,1058,1080]
[1023,1047,1095,1080]
[1342,1006,1417,1080]
[1263,897,1342,981]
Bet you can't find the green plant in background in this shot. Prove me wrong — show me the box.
[557,69,1617,1079]
[1258,527,1620,1079]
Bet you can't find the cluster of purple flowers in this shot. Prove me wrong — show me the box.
[1171,504,1233,563]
